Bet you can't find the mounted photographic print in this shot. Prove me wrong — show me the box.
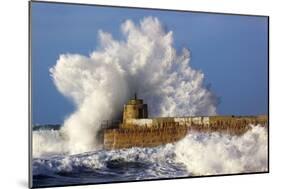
[29,1,269,188]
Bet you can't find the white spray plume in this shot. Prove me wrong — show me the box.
[49,17,217,154]
[174,125,268,175]
[33,130,68,157]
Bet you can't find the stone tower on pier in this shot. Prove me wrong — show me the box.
[122,93,148,128]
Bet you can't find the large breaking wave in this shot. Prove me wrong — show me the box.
[48,17,218,154]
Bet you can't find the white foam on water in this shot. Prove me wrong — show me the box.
[174,125,268,175]
[33,125,267,177]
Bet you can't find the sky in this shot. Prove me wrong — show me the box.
[31,2,268,125]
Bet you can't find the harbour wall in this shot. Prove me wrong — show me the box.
[103,115,268,150]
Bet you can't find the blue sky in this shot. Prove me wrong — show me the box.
[31,2,268,124]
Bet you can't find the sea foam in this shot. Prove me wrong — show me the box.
[33,125,268,176]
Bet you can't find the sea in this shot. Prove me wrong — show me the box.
[32,124,268,188]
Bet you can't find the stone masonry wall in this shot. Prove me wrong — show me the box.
[103,115,268,150]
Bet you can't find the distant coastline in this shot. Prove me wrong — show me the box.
[32,124,61,131]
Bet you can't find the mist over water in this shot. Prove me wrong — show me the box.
[33,129,68,157]
[49,17,218,154]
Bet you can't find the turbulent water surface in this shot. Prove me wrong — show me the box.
[32,125,268,188]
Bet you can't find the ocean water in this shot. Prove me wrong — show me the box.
[32,125,268,188]
[33,147,189,187]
